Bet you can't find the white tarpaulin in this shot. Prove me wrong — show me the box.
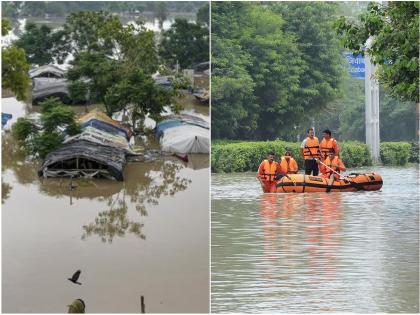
[160,124,209,154]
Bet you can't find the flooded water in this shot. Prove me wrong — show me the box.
[211,166,419,313]
[2,95,209,313]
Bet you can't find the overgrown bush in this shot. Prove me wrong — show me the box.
[212,140,372,173]
[380,142,411,165]
[409,141,419,163]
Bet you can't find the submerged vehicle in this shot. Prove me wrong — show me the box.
[273,173,383,193]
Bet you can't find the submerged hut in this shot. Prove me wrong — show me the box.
[32,77,70,105]
[155,114,209,154]
[39,110,134,181]
[29,65,65,79]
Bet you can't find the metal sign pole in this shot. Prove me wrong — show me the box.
[364,52,380,163]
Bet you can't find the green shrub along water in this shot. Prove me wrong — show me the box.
[380,142,412,166]
[212,141,415,173]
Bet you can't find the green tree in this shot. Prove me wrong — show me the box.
[14,22,57,65]
[335,1,419,102]
[2,46,31,101]
[159,18,209,68]
[212,2,343,140]
[2,18,30,101]
[197,3,209,26]
[63,11,172,121]
[12,97,81,158]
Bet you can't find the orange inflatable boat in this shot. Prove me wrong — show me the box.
[274,173,383,193]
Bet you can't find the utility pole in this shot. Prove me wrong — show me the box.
[364,38,380,163]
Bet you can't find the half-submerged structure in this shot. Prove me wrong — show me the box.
[32,77,70,105]
[155,114,209,154]
[39,110,134,181]
[29,65,65,79]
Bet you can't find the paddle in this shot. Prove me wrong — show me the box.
[315,158,345,180]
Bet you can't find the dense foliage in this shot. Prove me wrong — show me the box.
[211,2,344,140]
[53,11,174,127]
[335,1,419,103]
[1,18,30,100]
[159,19,209,68]
[12,97,81,158]
[312,76,417,142]
[14,22,67,65]
[380,142,412,166]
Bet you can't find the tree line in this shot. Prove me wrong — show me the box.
[211,1,418,142]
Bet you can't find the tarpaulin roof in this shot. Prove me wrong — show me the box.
[64,126,135,155]
[40,140,127,181]
[29,64,65,79]
[155,114,209,154]
[32,77,69,102]
[78,110,132,140]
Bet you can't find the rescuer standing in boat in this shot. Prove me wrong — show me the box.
[300,128,321,176]
[257,152,278,193]
[278,150,298,174]
[319,150,346,185]
[320,129,340,161]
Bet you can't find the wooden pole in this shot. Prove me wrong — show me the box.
[141,296,145,314]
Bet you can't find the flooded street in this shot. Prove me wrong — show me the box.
[2,96,209,313]
[211,166,419,313]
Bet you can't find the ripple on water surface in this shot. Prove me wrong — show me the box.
[211,166,419,313]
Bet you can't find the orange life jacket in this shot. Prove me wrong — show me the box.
[303,137,321,160]
[320,138,339,158]
[261,160,277,182]
[279,157,298,174]
[323,156,343,174]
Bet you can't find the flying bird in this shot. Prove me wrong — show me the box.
[68,270,82,285]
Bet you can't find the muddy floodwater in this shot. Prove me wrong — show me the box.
[2,97,209,313]
[211,166,419,313]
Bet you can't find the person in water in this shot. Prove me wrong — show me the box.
[319,150,346,185]
[257,152,278,193]
[278,150,298,174]
[300,127,321,176]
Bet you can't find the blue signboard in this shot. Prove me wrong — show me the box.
[343,52,365,79]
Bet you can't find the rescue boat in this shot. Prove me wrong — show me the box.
[275,173,383,193]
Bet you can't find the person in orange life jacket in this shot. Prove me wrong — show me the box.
[319,150,346,185]
[277,150,298,175]
[257,152,278,193]
[320,129,340,161]
[300,127,321,176]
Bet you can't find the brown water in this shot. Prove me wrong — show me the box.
[2,97,209,313]
[211,167,419,313]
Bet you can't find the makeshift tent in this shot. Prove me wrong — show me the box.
[64,126,135,154]
[155,114,209,154]
[39,110,135,181]
[39,140,127,181]
[32,77,70,104]
[78,110,132,140]
[29,65,65,79]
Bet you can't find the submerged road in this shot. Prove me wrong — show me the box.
[211,166,419,313]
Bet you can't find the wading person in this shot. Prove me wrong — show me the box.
[300,128,321,176]
[278,150,298,175]
[320,129,340,161]
[319,150,346,185]
[257,152,278,193]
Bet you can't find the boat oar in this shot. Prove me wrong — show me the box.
[315,158,345,179]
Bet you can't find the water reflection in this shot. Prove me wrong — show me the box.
[212,169,419,313]
[2,133,202,243]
